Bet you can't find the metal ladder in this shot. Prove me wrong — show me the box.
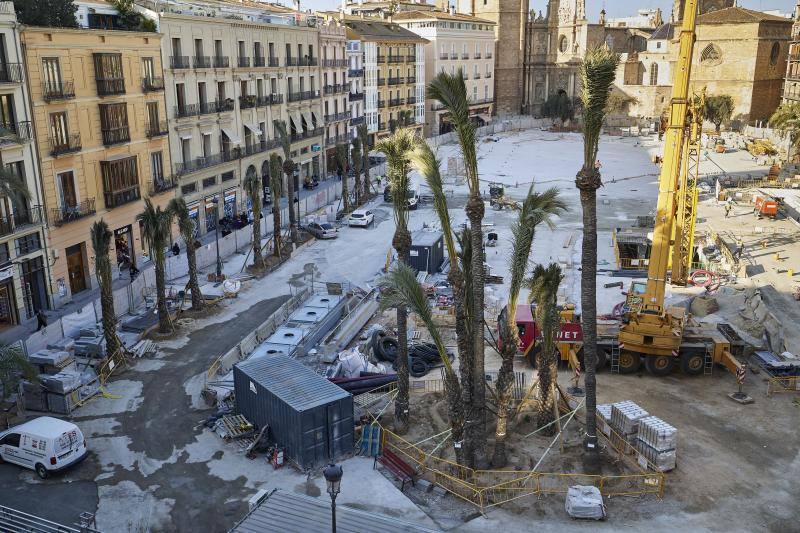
[610,340,621,374]
[703,347,714,375]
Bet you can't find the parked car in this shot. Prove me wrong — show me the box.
[0,417,88,479]
[348,209,374,227]
[306,221,338,239]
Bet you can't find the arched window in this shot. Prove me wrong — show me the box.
[559,35,568,53]
[700,43,722,65]
[770,42,780,66]
[649,63,659,85]
[261,160,269,180]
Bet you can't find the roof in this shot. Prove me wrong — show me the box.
[392,10,495,25]
[235,355,350,411]
[6,416,79,438]
[516,304,533,323]
[231,490,437,533]
[697,7,790,25]
[648,22,675,40]
[345,19,428,43]
[411,230,443,247]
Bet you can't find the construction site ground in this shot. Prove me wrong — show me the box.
[2,129,798,532]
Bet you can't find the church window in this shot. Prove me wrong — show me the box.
[700,43,722,65]
[649,63,659,85]
[770,42,780,66]
[559,35,568,53]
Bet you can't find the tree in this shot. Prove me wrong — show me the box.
[375,128,417,435]
[770,103,800,162]
[243,167,265,270]
[91,220,122,356]
[335,143,350,213]
[352,136,363,207]
[269,154,284,257]
[274,120,299,245]
[138,199,174,334]
[109,0,156,31]
[704,95,734,133]
[0,343,36,404]
[428,69,487,467]
[167,198,203,311]
[528,263,564,435]
[606,92,638,115]
[378,264,465,463]
[575,46,619,470]
[542,91,575,125]
[357,123,372,200]
[492,187,566,467]
[13,0,78,28]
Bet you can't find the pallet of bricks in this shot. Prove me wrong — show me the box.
[598,401,676,472]
[607,400,648,454]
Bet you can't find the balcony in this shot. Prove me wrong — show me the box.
[49,134,82,157]
[104,185,140,209]
[325,111,351,123]
[475,52,482,59]
[378,100,386,109]
[101,126,130,146]
[290,127,323,143]
[0,207,43,238]
[170,56,191,69]
[285,57,298,66]
[439,53,449,60]
[142,76,165,92]
[486,71,492,78]
[324,84,348,95]
[474,72,482,79]
[407,96,417,104]
[388,56,404,64]
[323,59,348,68]
[237,56,251,68]
[350,115,365,126]
[377,55,386,63]
[462,53,470,60]
[487,52,493,59]
[175,150,238,176]
[378,78,386,86]
[407,55,416,62]
[388,77,405,86]
[0,63,23,84]
[256,94,284,107]
[96,78,125,96]
[217,99,234,113]
[299,57,317,67]
[199,101,217,115]
[146,120,169,138]
[50,199,95,227]
[213,56,230,68]
[243,139,280,157]
[239,95,256,109]
[175,103,200,118]
[349,92,364,101]
[326,133,350,147]
[268,57,280,67]
[193,56,212,68]
[148,175,178,196]
[287,90,320,103]
[389,98,404,107]
[348,68,364,77]
[42,81,76,101]
[254,56,265,67]
[450,53,458,60]
[0,121,33,145]
[407,76,417,84]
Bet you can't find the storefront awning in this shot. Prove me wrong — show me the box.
[244,123,262,136]
[303,112,314,131]
[220,127,241,145]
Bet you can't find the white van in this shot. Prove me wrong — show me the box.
[0,416,88,478]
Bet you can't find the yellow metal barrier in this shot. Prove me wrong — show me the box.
[766,375,800,396]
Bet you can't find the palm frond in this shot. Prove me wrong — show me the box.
[168,197,194,243]
[335,143,349,172]
[0,168,30,201]
[579,46,620,167]
[90,219,112,258]
[137,198,172,255]
[375,128,418,227]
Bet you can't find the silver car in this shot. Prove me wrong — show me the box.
[307,222,338,239]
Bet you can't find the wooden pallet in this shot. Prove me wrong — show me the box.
[217,414,255,440]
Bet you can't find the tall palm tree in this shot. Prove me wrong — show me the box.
[0,343,36,403]
[528,263,564,435]
[375,128,417,434]
[492,187,566,467]
[378,264,465,464]
[351,136,363,207]
[409,140,474,463]
[576,46,619,468]
[770,103,800,162]
[428,69,488,466]
[138,199,174,334]
[0,168,30,203]
[167,198,203,311]
[335,143,350,213]
[91,220,121,356]
[274,119,299,245]
[269,153,283,258]
[242,168,265,270]
[357,123,372,200]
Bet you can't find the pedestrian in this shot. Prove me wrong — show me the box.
[724,204,731,218]
[172,242,180,256]
[35,309,47,332]
[129,261,140,279]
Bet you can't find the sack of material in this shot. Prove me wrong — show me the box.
[565,485,606,520]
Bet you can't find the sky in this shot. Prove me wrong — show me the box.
[291,0,795,18]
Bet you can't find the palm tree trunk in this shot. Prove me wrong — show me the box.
[186,243,203,310]
[285,170,299,244]
[491,317,516,467]
[444,372,466,466]
[98,258,120,356]
[393,229,411,434]
[272,204,282,258]
[466,196,487,466]
[342,172,349,213]
[450,268,474,466]
[252,203,264,269]
[354,170,362,207]
[536,304,558,435]
[363,151,371,200]
[155,251,171,333]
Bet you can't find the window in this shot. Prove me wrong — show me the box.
[15,233,41,256]
[49,112,69,145]
[484,84,488,100]
[203,176,217,189]
[57,171,77,209]
[181,183,196,195]
[42,57,63,91]
[151,151,164,183]
[171,37,181,56]
[100,156,140,208]
[194,38,204,58]
[93,53,124,95]
[217,81,225,101]
[649,63,659,85]
[472,86,477,100]
[770,42,781,66]
[202,134,212,158]
[700,43,721,64]
[0,243,8,265]
[146,101,160,132]
[222,171,234,182]
[0,432,20,447]
[181,138,191,163]
[99,103,129,145]
[559,35,568,53]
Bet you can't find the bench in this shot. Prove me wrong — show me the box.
[374,449,415,491]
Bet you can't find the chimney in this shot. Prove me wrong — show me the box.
[450,5,455,15]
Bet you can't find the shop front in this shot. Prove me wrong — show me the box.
[20,256,49,317]
[188,203,200,240]
[0,267,17,329]
[114,224,135,270]
[204,195,219,234]
[223,188,237,219]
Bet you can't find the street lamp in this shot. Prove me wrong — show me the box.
[323,463,343,533]
[211,197,222,279]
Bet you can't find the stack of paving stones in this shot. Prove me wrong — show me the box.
[635,416,677,472]
[610,400,649,453]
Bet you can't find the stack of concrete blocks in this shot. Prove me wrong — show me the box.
[610,401,649,453]
[635,416,677,472]
[596,404,613,436]
[74,327,107,359]
[29,349,73,375]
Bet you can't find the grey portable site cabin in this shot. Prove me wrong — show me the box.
[409,230,444,274]
[233,356,354,469]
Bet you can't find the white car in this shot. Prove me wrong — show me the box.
[0,417,88,479]
[348,209,375,227]
[307,221,338,239]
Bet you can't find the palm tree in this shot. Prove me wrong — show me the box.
[352,136,363,207]
[274,119,299,245]
[167,198,203,311]
[378,264,465,463]
[335,143,350,213]
[138,199,174,334]
[528,263,564,435]
[428,69,488,466]
[375,128,417,434]
[576,46,619,468]
[269,153,283,258]
[770,103,800,162]
[0,343,37,403]
[91,220,122,355]
[242,168,265,270]
[357,123,372,200]
[409,140,474,463]
[492,187,566,467]
[0,167,30,204]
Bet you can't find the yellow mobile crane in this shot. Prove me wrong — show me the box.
[612,0,743,378]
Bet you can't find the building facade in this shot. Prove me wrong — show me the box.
[347,38,365,138]
[0,2,50,327]
[319,21,350,176]
[395,10,495,136]
[782,1,800,104]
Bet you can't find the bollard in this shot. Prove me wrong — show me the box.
[789,269,795,278]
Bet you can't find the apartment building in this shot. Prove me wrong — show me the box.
[394,10,495,136]
[783,1,800,104]
[0,3,50,327]
[143,1,324,232]
[319,20,350,175]
[347,39,365,139]
[345,19,426,140]
[22,22,172,309]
